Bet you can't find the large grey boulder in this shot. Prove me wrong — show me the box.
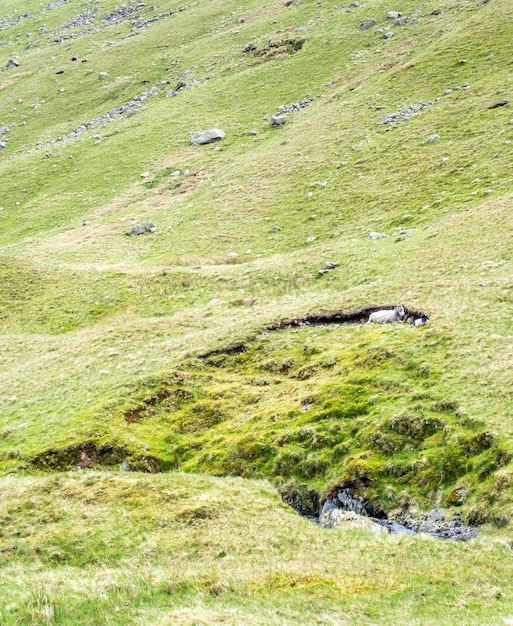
[190,129,226,145]
[319,509,388,533]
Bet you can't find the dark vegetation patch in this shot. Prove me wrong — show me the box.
[488,100,508,109]
[102,323,510,524]
[251,37,305,61]
[30,442,162,473]
[175,505,221,524]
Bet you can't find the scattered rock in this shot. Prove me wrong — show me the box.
[387,11,401,19]
[242,42,256,53]
[5,59,19,70]
[119,460,130,471]
[360,19,376,30]
[400,509,478,541]
[271,226,281,232]
[317,491,477,540]
[318,261,338,276]
[174,79,188,91]
[395,17,408,25]
[141,171,149,178]
[383,32,395,39]
[427,134,440,143]
[82,220,91,226]
[380,98,440,125]
[126,222,157,236]
[369,231,388,239]
[306,236,316,243]
[98,71,109,79]
[444,89,453,95]
[276,97,314,114]
[30,86,161,153]
[190,129,226,145]
[0,141,7,151]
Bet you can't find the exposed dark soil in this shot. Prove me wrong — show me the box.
[30,442,162,473]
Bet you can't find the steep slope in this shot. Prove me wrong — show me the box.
[2,0,513,622]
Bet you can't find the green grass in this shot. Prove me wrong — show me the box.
[2,0,513,621]
[1,472,513,625]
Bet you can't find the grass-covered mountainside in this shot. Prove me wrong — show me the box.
[2,0,513,622]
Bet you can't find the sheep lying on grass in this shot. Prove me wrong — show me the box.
[367,306,406,324]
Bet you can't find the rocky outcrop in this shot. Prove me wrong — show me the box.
[317,490,478,540]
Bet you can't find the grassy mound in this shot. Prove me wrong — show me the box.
[2,471,513,625]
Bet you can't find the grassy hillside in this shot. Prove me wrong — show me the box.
[1,0,513,622]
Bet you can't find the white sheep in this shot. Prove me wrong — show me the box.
[367,306,406,324]
[270,114,289,126]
